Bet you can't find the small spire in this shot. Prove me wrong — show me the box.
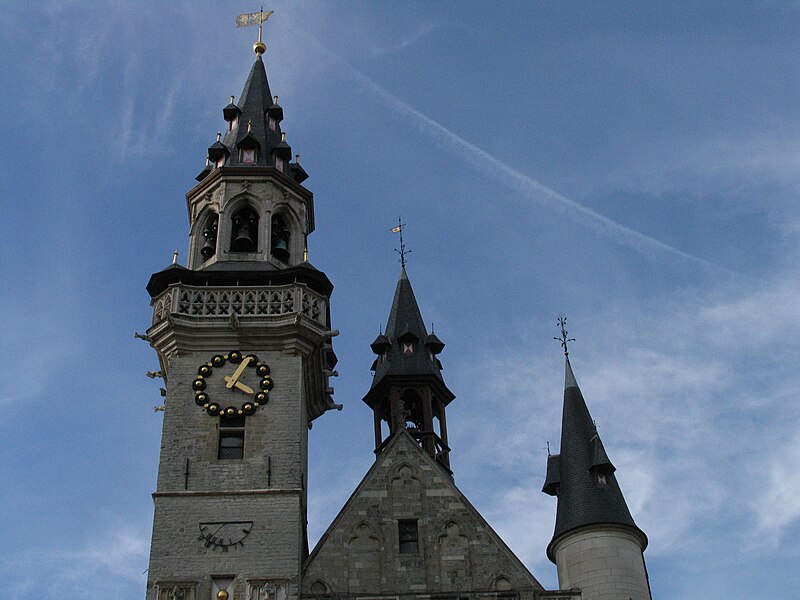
[281,131,286,141]
[172,250,179,265]
[391,218,411,268]
[295,154,300,164]
[247,119,252,132]
[230,95,235,104]
[274,95,279,104]
[216,132,222,142]
[554,314,575,356]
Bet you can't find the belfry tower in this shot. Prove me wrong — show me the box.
[144,30,339,600]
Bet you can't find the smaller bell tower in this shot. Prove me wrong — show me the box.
[363,267,454,471]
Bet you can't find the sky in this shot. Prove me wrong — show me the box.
[1,1,799,598]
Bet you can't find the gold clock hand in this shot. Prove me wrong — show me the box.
[233,380,254,395]
[224,356,252,389]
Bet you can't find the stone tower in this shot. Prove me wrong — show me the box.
[542,355,651,600]
[144,43,340,600]
[302,268,546,598]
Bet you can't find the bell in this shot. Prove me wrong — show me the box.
[200,236,216,260]
[272,236,289,261]
[232,221,255,252]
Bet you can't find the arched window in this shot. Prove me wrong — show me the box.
[271,214,291,262]
[200,214,219,261]
[230,207,259,252]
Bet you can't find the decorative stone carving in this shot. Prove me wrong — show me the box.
[152,284,327,326]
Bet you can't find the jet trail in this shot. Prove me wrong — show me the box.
[300,33,747,278]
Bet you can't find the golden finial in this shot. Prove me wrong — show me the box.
[236,8,274,56]
[216,132,221,142]
[281,131,286,142]
[229,95,235,104]
[172,250,179,265]
[295,154,300,164]
[247,119,252,132]
[274,95,279,104]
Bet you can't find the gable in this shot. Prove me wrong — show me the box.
[303,431,542,596]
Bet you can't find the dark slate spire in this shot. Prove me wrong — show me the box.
[197,54,305,176]
[544,356,647,561]
[370,267,447,388]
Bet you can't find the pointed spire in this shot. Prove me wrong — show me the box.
[212,54,297,172]
[544,353,646,561]
[368,267,453,391]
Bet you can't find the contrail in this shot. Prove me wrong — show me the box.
[304,38,747,279]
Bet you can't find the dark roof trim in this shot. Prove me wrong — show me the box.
[146,263,333,298]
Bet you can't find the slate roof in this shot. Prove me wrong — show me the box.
[368,268,451,392]
[217,55,283,168]
[545,356,647,561]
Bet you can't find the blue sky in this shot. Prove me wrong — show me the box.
[2,1,799,598]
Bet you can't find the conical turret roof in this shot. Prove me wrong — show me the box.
[544,356,646,561]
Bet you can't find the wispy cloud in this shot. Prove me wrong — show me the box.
[291,32,747,279]
[7,524,148,600]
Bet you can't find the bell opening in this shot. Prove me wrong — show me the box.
[271,214,291,262]
[230,207,259,253]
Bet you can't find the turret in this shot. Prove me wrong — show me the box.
[543,319,651,600]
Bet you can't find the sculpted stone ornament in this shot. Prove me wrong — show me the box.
[192,351,274,417]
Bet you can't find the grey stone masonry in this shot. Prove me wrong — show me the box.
[145,283,335,599]
[303,432,545,599]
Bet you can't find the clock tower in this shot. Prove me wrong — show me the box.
[144,35,339,600]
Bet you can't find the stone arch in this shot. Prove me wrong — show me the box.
[307,579,330,595]
[345,521,381,593]
[390,462,423,518]
[216,193,264,257]
[492,576,513,591]
[437,520,472,591]
[189,206,219,267]
[229,204,260,252]
[269,202,304,264]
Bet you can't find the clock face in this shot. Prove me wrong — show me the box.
[192,350,274,417]
[198,521,253,551]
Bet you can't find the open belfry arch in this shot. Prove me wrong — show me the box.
[143,13,652,600]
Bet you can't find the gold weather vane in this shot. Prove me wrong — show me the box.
[391,218,411,268]
[555,314,575,356]
[236,8,274,55]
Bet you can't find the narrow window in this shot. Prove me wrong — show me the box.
[218,414,245,459]
[596,472,608,486]
[268,116,277,131]
[398,519,418,554]
[229,116,239,132]
[241,147,256,163]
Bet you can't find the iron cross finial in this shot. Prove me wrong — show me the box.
[554,314,575,356]
[391,218,411,268]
